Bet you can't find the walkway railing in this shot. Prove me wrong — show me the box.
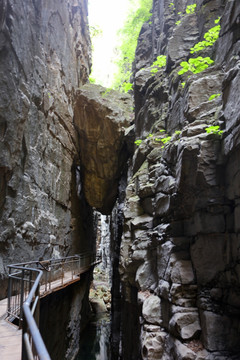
[7,251,101,360]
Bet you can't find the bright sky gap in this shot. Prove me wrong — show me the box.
[88,0,130,87]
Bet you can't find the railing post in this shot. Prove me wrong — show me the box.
[33,283,41,358]
[21,309,28,360]
[29,269,32,294]
[49,265,51,290]
[7,267,12,318]
[19,269,25,329]
[61,260,64,285]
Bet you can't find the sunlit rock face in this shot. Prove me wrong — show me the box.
[0,0,92,297]
[117,0,240,359]
[74,84,134,214]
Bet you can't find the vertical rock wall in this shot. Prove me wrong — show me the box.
[119,0,240,359]
[0,0,92,297]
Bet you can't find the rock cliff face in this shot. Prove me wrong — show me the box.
[0,0,93,298]
[118,0,240,359]
[0,1,97,358]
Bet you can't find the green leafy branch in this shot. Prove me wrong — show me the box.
[186,4,197,14]
[150,55,167,74]
[205,125,223,136]
[155,136,172,148]
[178,17,220,79]
[122,82,133,93]
[175,4,196,25]
[178,56,214,75]
[208,93,221,101]
[113,0,152,90]
[190,18,221,54]
[134,139,143,146]
[135,130,182,149]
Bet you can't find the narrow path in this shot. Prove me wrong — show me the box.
[0,298,21,360]
[0,268,91,360]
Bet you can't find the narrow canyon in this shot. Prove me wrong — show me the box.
[0,0,240,359]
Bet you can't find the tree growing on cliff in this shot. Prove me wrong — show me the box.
[113,0,152,91]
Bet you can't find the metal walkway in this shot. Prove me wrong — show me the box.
[0,252,100,360]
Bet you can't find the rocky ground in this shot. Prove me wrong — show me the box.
[89,267,111,313]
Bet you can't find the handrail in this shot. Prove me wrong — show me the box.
[22,267,51,360]
[7,252,102,360]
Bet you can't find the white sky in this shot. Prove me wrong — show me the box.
[88,0,130,87]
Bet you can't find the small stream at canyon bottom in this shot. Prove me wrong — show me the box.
[77,313,111,360]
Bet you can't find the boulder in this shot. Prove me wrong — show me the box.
[174,340,196,360]
[74,84,133,214]
[90,298,107,314]
[136,261,157,291]
[142,295,161,325]
[170,260,195,285]
[141,328,167,360]
[169,312,201,340]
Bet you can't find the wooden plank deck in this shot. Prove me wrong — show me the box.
[0,269,86,360]
[0,298,21,360]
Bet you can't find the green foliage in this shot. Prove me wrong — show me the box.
[150,55,167,74]
[155,135,172,148]
[89,76,96,84]
[161,136,172,144]
[101,88,112,97]
[177,17,220,81]
[134,139,143,146]
[190,23,221,54]
[169,2,175,11]
[113,0,152,90]
[175,4,196,25]
[181,82,186,88]
[89,25,103,38]
[122,82,133,93]
[208,93,221,101]
[178,56,214,75]
[186,4,196,14]
[175,130,181,135]
[205,125,223,136]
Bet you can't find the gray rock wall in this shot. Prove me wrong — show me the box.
[119,0,240,359]
[0,0,92,297]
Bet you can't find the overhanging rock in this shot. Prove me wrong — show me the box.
[74,84,134,214]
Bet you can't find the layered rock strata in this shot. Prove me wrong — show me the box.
[118,0,240,359]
